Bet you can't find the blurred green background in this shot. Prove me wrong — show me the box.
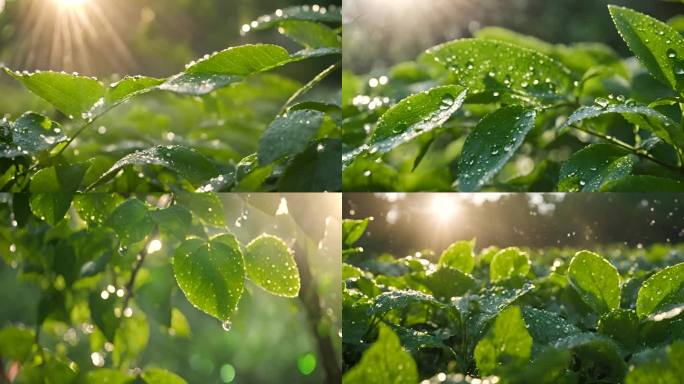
[343,0,684,74]
[0,193,342,384]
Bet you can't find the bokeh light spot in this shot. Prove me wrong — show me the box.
[297,353,316,375]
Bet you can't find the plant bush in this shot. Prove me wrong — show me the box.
[342,4,684,192]
[1,5,341,193]
[0,192,341,383]
[342,218,684,383]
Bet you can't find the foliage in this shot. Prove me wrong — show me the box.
[342,4,684,192]
[0,192,341,383]
[342,218,684,383]
[1,5,341,193]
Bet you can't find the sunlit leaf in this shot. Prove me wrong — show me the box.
[244,234,300,297]
[568,250,621,315]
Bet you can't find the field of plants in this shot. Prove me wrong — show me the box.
[0,3,341,193]
[0,192,342,383]
[342,218,684,383]
[342,3,684,192]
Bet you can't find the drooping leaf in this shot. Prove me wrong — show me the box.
[342,325,418,384]
[458,106,537,192]
[2,69,105,118]
[609,5,684,93]
[244,234,300,297]
[474,305,533,376]
[438,239,475,273]
[172,236,245,322]
[88,291,120,341]
[558,144,638,192]
[92,145,218,188]
[108,199,154,245]
[490,247,531,283]
[636,262,684,319]
[424,39,574,102]
[258,109,324,165]
[343,85,467,168]
[0,113,67,158]
[562,101,684,153]
[29,163,89,224]
[149,205,193,240]
[567,250,620,315]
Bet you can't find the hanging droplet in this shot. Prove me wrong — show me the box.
[222,319,232,331]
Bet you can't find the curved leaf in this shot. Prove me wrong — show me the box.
[490,247,531,283]
[424,39,574,102]
[244,234,300,297]
[2,69,105,118]
[173,236,245,322]
[568,251,620,314]
[29,163,89,224]
[92,145,218,188]
[0,113,67,158]
[559,144,638,192]
[636,262,684,319]
[438,239,475,273]
[474,305,532,376]
[258,109,324,165]
[249,5,342,31]
[343,85,466,168]
[600,175,684,192]
[609,5,684,92]
[108,199,154,245]
[458,106,537,192]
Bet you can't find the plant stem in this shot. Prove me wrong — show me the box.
[570,124,684,174]
[277,61,341,116]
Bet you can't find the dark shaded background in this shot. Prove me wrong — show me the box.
[343,0,684,73]
[344,193,684,256]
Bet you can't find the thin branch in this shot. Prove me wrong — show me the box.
[277,61,340,116]
[570,124,684,174]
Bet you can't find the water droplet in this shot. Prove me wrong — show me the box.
[222,319,232,331]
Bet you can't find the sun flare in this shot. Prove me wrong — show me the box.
[53,0,89,8]
[429,194,460,224]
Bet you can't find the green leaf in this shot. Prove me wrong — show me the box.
[458,106,537,192]
[438,239,475,273]
[343,85,467,168]
[625,341,684,384]
[276,20,341,49]
[173,235,245,322]
[108,199,154,245]
[342,325,418,384]
[141,368,187,384]
[149,205,193,240]
[258,109,324,165]
[490,247,531,283]
[3,69,105,118]
[87,76,164,118]
[474,305,533,375]
[554,333,626,383]
[159,44,294,96]
[278,139,342,192]
[29,163,89,224]
[598,309,639,350]
[88,291,120,341]
[175,191,225,227]
[609,5,684,93]
[0,326,34,362]
[558,144,638,192]
[74,194,124,227]
[424,39,574,102]
[567,250,620,315]
[343,218,370,247]
[244,234,300,297]
[562,101,684,153]
[92,145,218,188]
[423,266,477,299]
[368,290,450,316]
[521,306,581,348]
[636,261,684,319]
[600,175,684,192]
[249,5,342,31]
[0,113,67,158]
